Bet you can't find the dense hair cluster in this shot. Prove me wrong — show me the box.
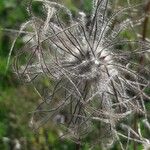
[13,0,150,149]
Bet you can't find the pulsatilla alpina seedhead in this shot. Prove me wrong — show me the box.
[13,0,150,149]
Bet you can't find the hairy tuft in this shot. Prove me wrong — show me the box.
[13,0,150,149]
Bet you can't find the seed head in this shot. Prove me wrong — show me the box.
[14,0,150,149]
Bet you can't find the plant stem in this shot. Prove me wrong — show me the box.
[76,139,81,150]
[76,143,81,150]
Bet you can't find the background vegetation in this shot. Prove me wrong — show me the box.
[0,0,150,149]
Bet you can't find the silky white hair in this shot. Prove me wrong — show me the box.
[12,0,150,149]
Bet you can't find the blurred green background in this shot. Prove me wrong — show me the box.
[0,0,150,150]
